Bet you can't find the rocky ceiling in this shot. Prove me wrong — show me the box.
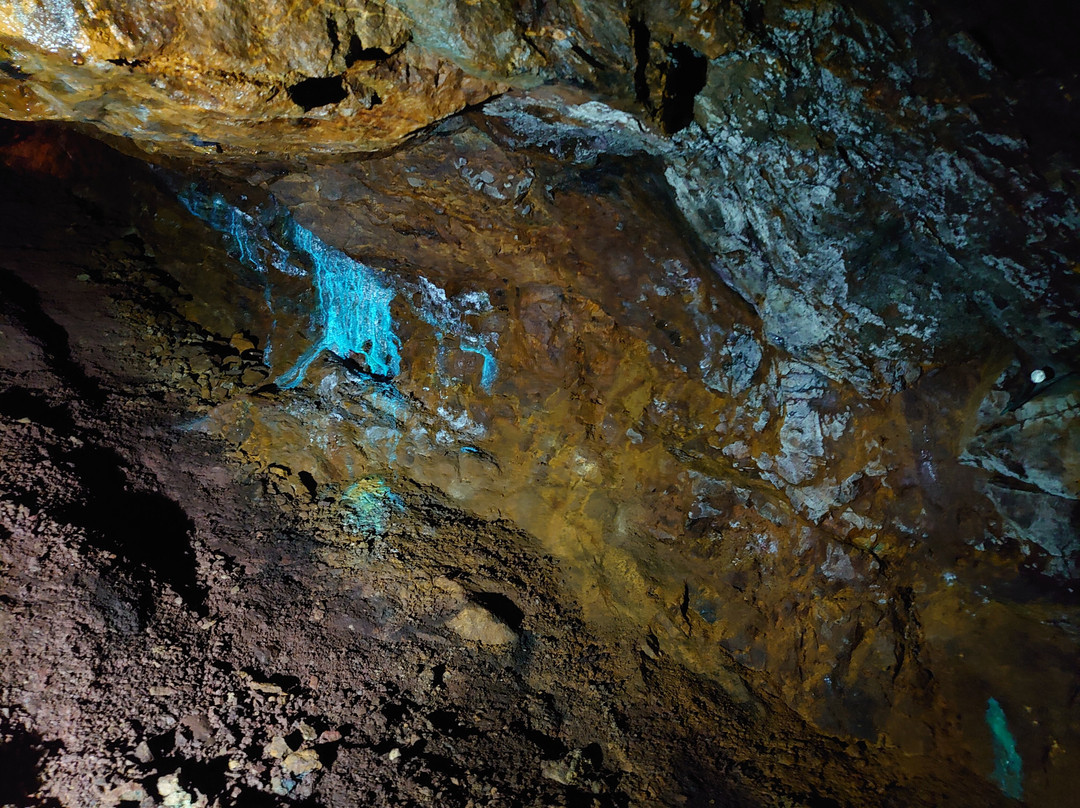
[0,1,1078,807]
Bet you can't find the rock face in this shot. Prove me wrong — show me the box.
[0,0,501,155]
[0,1,1078,807]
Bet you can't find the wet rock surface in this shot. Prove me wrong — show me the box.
[0,0,1078,806]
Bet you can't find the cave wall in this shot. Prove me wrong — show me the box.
[1,1,1078,806]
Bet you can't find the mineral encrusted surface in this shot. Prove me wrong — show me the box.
[1,1,1078,806]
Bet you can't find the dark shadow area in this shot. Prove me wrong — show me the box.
[226,788,287,807]
[629,18,651,108]
[661,44,708,134]
[912,0,1080,164]
[512,722,568,759]
[0,269,104,407]
[287,76,348,111]
[0,724,64,807]
[469,591,523,631]
[59,443,205,614]
[426,708,476,739]
[345,35,391,66]
[298,470,319,501]
[177,757,230,801]
[917,0,1080,80]
[0,388,76,432]
[381,702,407,724]
[0,60,31,80]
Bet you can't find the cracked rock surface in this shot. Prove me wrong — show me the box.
[1,0,1079,806]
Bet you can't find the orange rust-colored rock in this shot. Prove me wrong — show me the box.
[0,0,503,156]
[1,1,1079,806]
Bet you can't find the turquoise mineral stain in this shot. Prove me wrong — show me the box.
[986,697,1023,800]
[177,186,401,388]
[459,335,497,392]
[176,186,500,393]
[277,220,400,388]
[414,277,499,392]
[177,189,262,267]
[341,478,404,535]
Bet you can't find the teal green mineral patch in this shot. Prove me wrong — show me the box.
[986,697,1023,800]
[341,478,405,536]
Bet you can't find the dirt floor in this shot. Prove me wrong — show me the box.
[0,125,1017,808]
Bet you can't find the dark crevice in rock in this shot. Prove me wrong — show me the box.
[629,17,651,109]
[660,44,708,134]
[298,469,319,501]
[106,58,148,69]
[326,15,340,55]
[0,60,30,80]
[739,0,768,39]
[287,75,348,111]
[345,35,393,67]
[570,42,608,73]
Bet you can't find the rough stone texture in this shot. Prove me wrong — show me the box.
[446,604,518,646]
[0,0,501,156]
[1,127,1005,807]
[0,0,1079,806]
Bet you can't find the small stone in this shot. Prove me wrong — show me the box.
[115,782,146,802]
[283,748,322,775]
[242,368,267,386]
[270,775,295,795]
[298,721,317,741]
[446,603,518,646]
[264,735,291,759]
[249,680,285,695]
[388,747,401,761]
[156,773,204,808]
[188,354,213,375]
[230,333,256,353]
[134,740,153,763]
[157,774,181,797]
[541,759,575,785]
